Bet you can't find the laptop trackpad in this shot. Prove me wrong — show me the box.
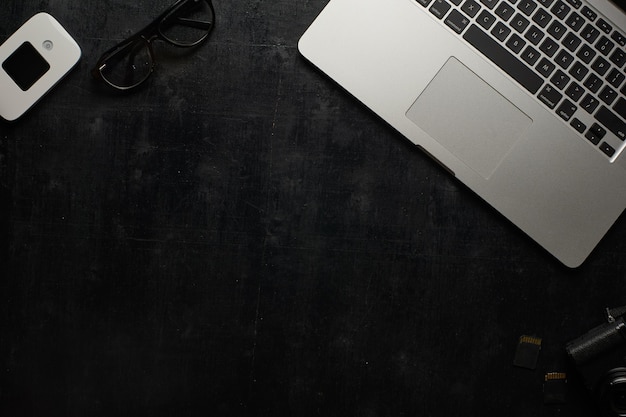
[406,57,532,179]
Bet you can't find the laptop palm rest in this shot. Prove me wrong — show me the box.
[406,57,532,179]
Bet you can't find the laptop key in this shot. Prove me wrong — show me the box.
[430,0,452,19]
[570,118,586,133]
[445,10,471,33]
[596,36,615,56]
[612,32,626,47]
[585,130,602,145]
[569,61,588,81]
[521,46,540,65]
[550,69,570,89]
[607,69,625,88]
[555,49,574,69]
[538,84,563,108]
[462,0,482,17]
[581,94,599,113]
[540,37,559,57]
[598,86,617,105]
[507,34,527,53]
[581,24,600,43]
[495,2,515,20]
[464,24,544,93]
[511,13,530,32]
[556,99,577,121]
[591,57,609,76]
[599,142,616,157]
[518,0,538,16]
[583,73,602,93]
[596,18,612,35]
[551,1,570,20]
[537,0,555,7]
[479,0,498,9]
[547,21,567,40]
[610,49,626,68]
[564,0,581,8]
[595,106,626,140]
[525,25,545,45]
[581,6,596,20]
[576,44,595,64]
[476,10,496,29]
[562,32,581,52]
[492,22,512,41]
[565,12,584,32]
[613,98,626,120]
[589,123,607,139]
[585,124,606,144]
[565,82,584,101]
[537,58,556,77]
[532,8,552,28]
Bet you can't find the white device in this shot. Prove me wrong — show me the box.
[0,12,81,121]
[300,0,626,267]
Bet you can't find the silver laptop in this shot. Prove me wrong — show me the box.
[299,0,626,267]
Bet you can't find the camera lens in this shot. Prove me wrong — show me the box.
[600,368,626,417]
[42,40,53,51]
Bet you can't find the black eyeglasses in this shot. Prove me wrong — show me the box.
[92,0,215,91]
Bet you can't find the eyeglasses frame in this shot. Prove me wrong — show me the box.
[92,0,215,91]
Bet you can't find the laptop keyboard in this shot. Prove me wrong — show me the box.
[414,0,626,160]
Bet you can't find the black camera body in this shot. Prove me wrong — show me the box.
[566,311,626,417]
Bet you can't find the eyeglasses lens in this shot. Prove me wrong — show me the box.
[101,40,154,89]
[159,0,214,46]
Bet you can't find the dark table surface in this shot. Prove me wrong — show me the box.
[2,1,626,416]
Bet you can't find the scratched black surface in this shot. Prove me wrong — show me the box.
[1,1,626,416]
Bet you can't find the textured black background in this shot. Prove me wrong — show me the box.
[1,1,626,416]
